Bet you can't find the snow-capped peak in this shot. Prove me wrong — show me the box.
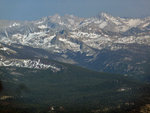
[100,12,114,19]
[50,14,61,22]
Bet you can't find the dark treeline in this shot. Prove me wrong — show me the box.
[0,80,3,92]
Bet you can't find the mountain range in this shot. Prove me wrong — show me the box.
[0,13,150,78]
[0,13,150,113]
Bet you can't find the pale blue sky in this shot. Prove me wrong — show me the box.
[0,0,150,20]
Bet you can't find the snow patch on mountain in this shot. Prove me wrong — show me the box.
[0,59,61,72]
[9,23,20,28]
[0,45,17,54]
[115,35,150,45]
[38,25,48,29]
[125,19,143,27]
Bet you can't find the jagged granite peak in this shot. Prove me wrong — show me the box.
[99,12,115,19]
[48,14,84,29]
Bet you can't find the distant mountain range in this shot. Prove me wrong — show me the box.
[0,13,150,113]
[0,12,150,78]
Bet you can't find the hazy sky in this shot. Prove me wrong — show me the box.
[0,0,150,20]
